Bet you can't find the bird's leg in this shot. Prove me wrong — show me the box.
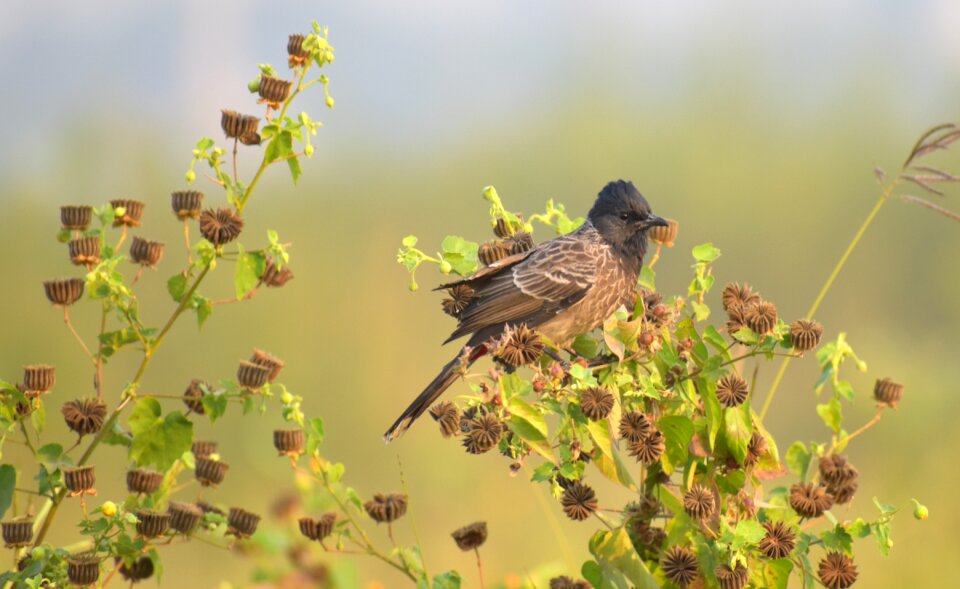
[543,347,570,370]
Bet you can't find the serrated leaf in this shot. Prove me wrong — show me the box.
[785,441,811,480]
[692,242,721,262]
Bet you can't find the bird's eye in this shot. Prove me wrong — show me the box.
[619,213,630,221]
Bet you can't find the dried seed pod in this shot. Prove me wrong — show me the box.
[68,236,101,267]
[273,429,305,456]
[2,519,33,548]
[23,365,56,393]
[364,493,408,523]
[61,205,93,231]
[262,259,294,287]
[683,484,714,521]
[167,501,203,534]
[819,551,858,589]
[135,509,168,538]
[451,521,487,551]
[745,301,778,335]
[110,199,145,227]
[560,481,598,521]
[716,373,749,408]
[715,562,749,589]
[618,410,652,443]
[227,507,261,538]
[287,34,310,66]
[171,190,204,220]
[429,401,460,437]
[580,387,615,421]
[441,283,475,317]
[873,377,903,408]
[67,555,101,586]
[299,513,337,541]
[258,76,293,106]
[726,304,747,336]
[790,319,823,353]
[506,231,534,255]
[118,556,154,582]
[129,237,164,267]
[759,520,796,559]
[648,218,679,247]
[819,455,859,505]
[721,283,761,311]
[628,429,665,464]
[195,457,229,487]
[461,412,504,454]
[126,468,163,495]
[478,239,509,266]
[236,360,271,389]
[495,324,544,367]
[220,110,260,141]
[831,479,859,504]
[548,577,591,589]
[192,440,217,459]
[493,217,513,238]
[62,465,96,495]
[744,431,767,467]
[661,546,699,588]
[250,349,285,382]
[789,482,833,518]
[182,379,207,414]
[199,207,244,246]
[43,278,85,306]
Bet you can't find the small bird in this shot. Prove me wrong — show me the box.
[384,180,667,441]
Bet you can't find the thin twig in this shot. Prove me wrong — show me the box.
[63,307,95,364]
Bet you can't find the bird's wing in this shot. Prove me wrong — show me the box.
[444,231,600,342]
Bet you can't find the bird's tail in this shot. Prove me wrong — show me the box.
[384,346,482,442]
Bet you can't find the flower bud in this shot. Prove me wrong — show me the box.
[101,501,118,517]
[185,170,197,183]
[440,260,453,274]
[482,186,499,202]
[325,95,335,109]
[912,499,928,520]
[304,144,315,157]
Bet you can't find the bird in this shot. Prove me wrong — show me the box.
[384,180,668,441]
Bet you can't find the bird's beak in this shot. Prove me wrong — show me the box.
[644,215,669,229]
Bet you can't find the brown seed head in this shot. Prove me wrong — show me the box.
[493,217,513,238]
[299,513,337,541]
[462,412,503,454]
[789,482,834,518]
[262,258,295,287]
[273,429,305,456]
[715,562,749,589]
[580,387,615,420]
[167,501,203,534]
[61,398,105,437]
[745,431,768,468]
[67,555,101,586]
[716,373,749,408]
[619,410,652,443]
[43,278,85,306]
[192,440,218,459]
[250,349,285,382]
[288,34,310,66]
[661,546,699,587]
[237,360,271,389]
[2,520,33,548]
[726,304,747,336]
[220,110,260,142]
[135,509,169,538]
[182,379,207,414]
[506,231,534,255]
[790,319,823,353]
[873,377,903,408]
[628,429,665,464]
[683,484,715,520]
[548,577,591,589]
[227,507,261,538]
[129,237,164,267]
[23,364,56,394]
[745,301,778,334]
[199,207,244,246]
[258,76,293,107]
[363,493,408,523]
[118,556,154,582]
[429,401,461,438]
[818,551,858,589]
[819,455,859,504]
[759,520,796,559]
[61,205,93,231]
[171,190,204,220]
[62,465,96,495]
[496,324,544,367]
[126,468,163,495]
[478,239,509,265]
[561,481,598,521]
[441,283,475,317]
[68,236,101,267]
[721,283,761,311]
[195,457,229,487]
[648,218,679,247]
[110,199,145,227]
[451,521,488,551]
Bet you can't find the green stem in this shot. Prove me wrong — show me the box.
[759,177,900,420]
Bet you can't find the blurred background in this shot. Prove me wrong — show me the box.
[1,1,958,587]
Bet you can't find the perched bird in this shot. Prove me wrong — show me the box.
[384,180,667,441]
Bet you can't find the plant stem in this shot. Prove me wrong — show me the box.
[831,408,885,451]
[63,307,95,364]
[759,177,901,420]
[474,548,486,589]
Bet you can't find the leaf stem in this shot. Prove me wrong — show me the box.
[63,307,95,364]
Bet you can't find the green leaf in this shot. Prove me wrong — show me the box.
[785,441,812,480]
[431,571,462,589]
[401,235,418,248]
[569,364,598,386]
[234,250,266,299]
[764,559,793,589]
[306,417,326,455]
[873,520,893,556]
[586,418,613,459]
[587,527,659,589]
[200,391,228,423]
[506,397,554,463]
[821,525,853,554]
[439,235,479,276]
[0,465,15,519]
[691,301,710,321]
[700,378,722,450]
[31,402,46,435]
[816,397,842,433]
[658,415,694,475]
[195,297,212,328]
[128,399,194,471]
[692,242,721,262]
[729,519,765,550]
[287,156,302,184]
[592,448,636,491]
[36,443,63,466]
[637,266,655,291]
[572,334,601,359]
[723,404,752,465]
[167,274,188,302]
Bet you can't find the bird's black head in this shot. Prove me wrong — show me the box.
[588,180,667,260]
